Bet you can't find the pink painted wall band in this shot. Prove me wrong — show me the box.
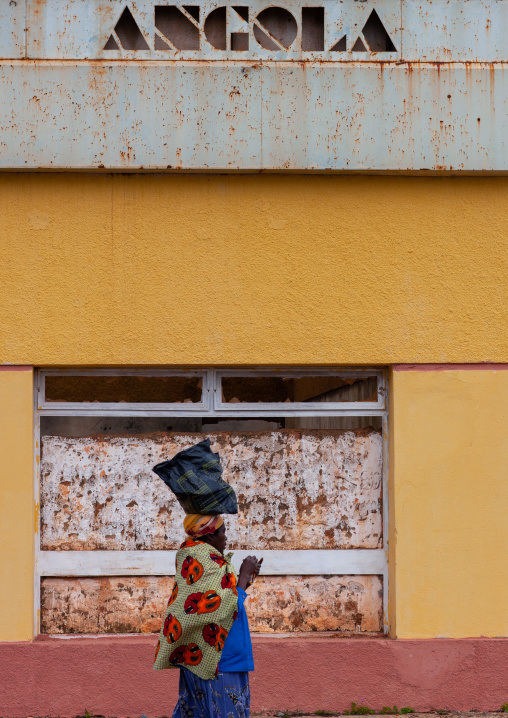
[393,363,508,371]
[4,365,508,372]
[0,365,33,371]
[1,636,508,717]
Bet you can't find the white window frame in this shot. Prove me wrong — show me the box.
[34,367,389,635]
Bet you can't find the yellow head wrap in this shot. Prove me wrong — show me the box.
[183,514,224,538]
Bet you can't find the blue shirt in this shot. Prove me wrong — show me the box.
[219,587,254,672]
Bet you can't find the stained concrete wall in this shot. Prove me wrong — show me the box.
[40,575,383,634]
[244,575,382,632]
[40,429,383,551]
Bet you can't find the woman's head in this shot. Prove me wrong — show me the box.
[182,513,227,553]
[201,523,227,554]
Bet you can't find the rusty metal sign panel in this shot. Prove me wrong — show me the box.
[13,0,508,62]
[25,0,401,61]
[0,0,506,169]
[403,0,508,62]
[2,63,505,170]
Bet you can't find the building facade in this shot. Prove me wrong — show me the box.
[0,0,508,716]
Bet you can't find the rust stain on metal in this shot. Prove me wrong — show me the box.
[40,574,383,634]
[40,429,383,551]
[0,1,504,170]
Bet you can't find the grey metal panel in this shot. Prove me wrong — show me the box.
[261,64,507,170]
[2,0,508,170]
[402,0,508,62]
[0,62,505,170]
[1,0,25,58]
[25,0,121,59]
[26,0,156,59]
[0,62,262,168]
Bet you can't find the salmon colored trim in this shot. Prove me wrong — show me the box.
[0,365,33,371]
[393,363,508,371]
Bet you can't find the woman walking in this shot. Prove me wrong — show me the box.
[152,440,262,718]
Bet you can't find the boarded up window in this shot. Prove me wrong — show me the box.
[36,369,387,636]
[40,428,383,633]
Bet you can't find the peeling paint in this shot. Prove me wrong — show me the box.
[40,574,383,633]
[41,576,174,634]
[40,429,383,551]
[248,574,383,632]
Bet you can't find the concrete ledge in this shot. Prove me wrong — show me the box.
[1,636,508,717]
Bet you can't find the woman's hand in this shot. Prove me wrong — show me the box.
[237,555,263,590]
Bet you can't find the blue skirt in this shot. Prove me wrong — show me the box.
[172,668,250,718]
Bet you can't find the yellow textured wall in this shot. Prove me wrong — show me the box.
[0,369,34,641]
[1,174,508,365]
[2,175,508,641]
[390,368,508,638]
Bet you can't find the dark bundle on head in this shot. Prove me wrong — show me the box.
[152,438,238,515]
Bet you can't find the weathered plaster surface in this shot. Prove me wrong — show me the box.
[41,429,383,551]
[41,576,173,634]
[246,575,382,632]
[40,574,383,634]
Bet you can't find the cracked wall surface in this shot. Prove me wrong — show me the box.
[41,429,383,551]
[40,575,383,634]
